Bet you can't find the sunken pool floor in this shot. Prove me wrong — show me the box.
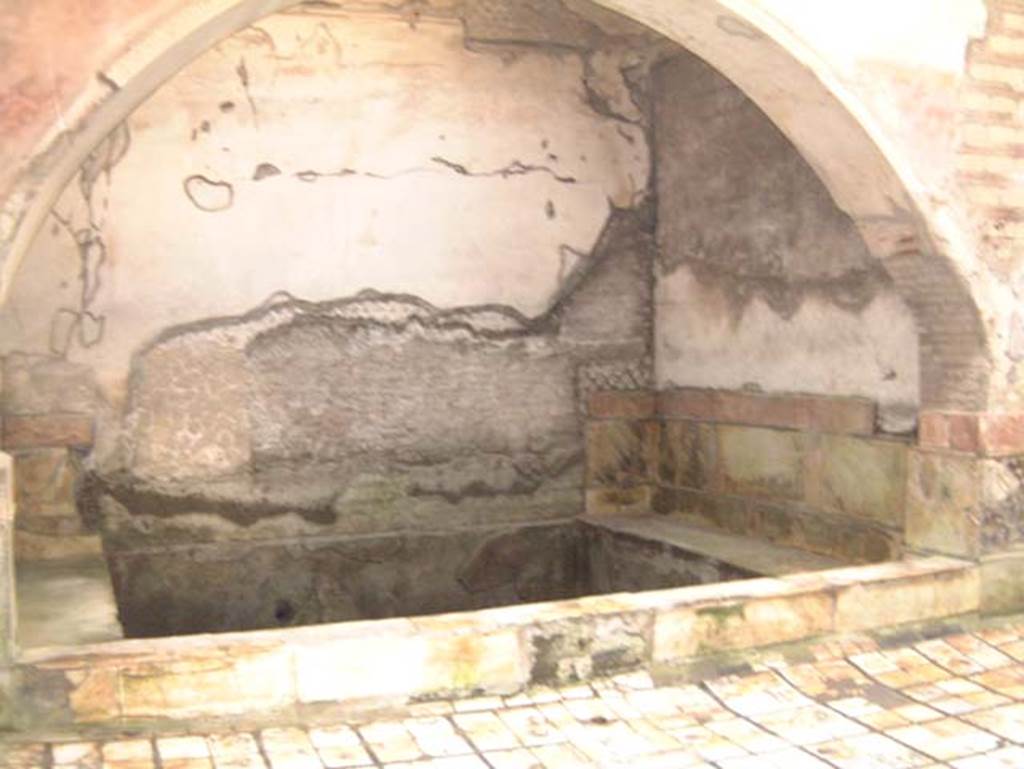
[17,516,844,645]
[116,517,847,638]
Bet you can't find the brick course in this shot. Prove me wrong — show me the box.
[655,388,875,436]
[586,390,656,420]
[920,410,1024,456]
[2,414,94,449]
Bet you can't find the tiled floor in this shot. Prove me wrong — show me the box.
[10,623,1024,768]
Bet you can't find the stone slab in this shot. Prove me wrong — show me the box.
[906,449,982,558]
[717,425,806,501]
[817,435,908,526]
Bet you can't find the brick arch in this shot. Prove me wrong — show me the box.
[0,0,991,411]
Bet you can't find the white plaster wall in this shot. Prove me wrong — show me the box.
[754,0,986,75]
[0,8,649,399]
[655,267,920,428]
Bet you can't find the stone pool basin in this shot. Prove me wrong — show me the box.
[105,517,772,638]
[8,516,978,731]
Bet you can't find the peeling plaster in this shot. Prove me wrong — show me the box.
[79,201,653,562]
[0,7,652,398]
[183,175,235,212]
[44,123,130,356]
[252,162,281,181]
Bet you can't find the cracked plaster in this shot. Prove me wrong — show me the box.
[0,7,654,402]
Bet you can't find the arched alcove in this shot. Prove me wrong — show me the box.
[0,2,1002,726]
[0,0,991,411]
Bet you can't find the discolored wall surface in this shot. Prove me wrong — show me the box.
[0,4,658,400]
[90,246,651,541]
[0,1,661,576]
[652,52,920,434]
[79,197,655,633]
[8,0,1024,734]
[0,0,953,643]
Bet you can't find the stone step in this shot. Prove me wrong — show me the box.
[15,553,123,650]
[580,514,847,577]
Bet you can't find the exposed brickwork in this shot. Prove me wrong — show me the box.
[921,410,1024,456]
[656,388,876,436]
[961,3,1024,266]
[655,388,718,422]
[586,390,656,420]
[942,2,1024,419]
[2,414,94,450]
[882,251,988,413]
[981,412,1024,454]
[9,447,98,560]
[962,10,1024,140]
[946,415,978,456]
[919,412,948,448]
